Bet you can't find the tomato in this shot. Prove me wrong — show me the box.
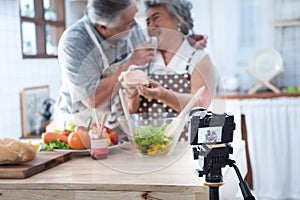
[109,131,119,145]
[60,131,71,137]
[68,131,90,150]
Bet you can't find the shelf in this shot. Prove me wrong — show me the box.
[274,19,300,27]
[216,92,300,100]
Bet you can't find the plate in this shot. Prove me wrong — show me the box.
[248,48,284,80]
[54,140,126,156]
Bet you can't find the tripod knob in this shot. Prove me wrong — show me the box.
[193,147,200,160]
[195,169,206,177]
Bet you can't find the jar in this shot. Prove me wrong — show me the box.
[89,128,108,160]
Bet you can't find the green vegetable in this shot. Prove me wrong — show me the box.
[86,116,92,130]
[66,123,76,132]
[133,124,170,153]
[37,139,71,152]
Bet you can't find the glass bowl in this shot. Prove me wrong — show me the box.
[118,112,184,156]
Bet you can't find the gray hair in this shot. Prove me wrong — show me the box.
[144,0,193,35]
[85,0,131,28]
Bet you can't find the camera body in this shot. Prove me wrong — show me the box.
[189,108,256,199]
[188,108,235,145]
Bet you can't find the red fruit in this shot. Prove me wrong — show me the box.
[60,131,71,137]
[68,131,90,150]
[104,126,112,132]
[109,131,119,145]
[76,125,87,132]
[68,132,85,150]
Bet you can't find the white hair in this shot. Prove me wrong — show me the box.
[85,0,131,28]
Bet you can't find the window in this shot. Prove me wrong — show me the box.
[237,0,258,68]
[19,0,65,58]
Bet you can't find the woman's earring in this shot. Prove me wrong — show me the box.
[177,23,181,32]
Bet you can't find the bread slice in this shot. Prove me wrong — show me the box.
[121,70,149,87]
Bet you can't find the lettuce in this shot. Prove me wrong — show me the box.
[37,139,71,151]
[133,124,170,153]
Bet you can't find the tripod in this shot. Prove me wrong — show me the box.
[193,145,255,200]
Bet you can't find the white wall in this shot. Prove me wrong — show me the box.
[64,0,86,27]
[192,0,300,92]
[0,0,61,140]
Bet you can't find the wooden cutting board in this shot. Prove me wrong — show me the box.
[0,151,72,179]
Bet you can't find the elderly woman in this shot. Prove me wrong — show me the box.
[125,0,217,115]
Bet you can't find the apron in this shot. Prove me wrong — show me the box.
[53,24,132,130]
[137,50,197,141]
[138,50,197,114]
[84,24,134,129]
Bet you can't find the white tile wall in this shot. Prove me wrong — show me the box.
[0,0,61,139]
[274,0,300,88]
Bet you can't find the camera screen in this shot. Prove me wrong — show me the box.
[197,126,222,144]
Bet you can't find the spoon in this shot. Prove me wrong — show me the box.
[118,89,134,136]
[164,86,206,139]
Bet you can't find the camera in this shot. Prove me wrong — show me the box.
[187,107,235,145]
[188,108,255,200]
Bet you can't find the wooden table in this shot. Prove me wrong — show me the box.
[0,142,209,200]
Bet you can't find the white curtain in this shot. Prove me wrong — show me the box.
[192,0,240,75]
[192,0,276,91]
[241,97,300,200]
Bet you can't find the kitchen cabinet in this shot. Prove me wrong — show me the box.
[215,92,300,190]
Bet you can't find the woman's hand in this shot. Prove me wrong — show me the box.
[118,73,138,99]
[137,80,166,100]
[129,42,156,66]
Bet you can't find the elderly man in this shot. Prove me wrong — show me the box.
[55,0,155,130]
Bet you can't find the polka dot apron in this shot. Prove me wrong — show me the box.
[138,73,191,114]
[137,50,197,141]
[138,50,197,115]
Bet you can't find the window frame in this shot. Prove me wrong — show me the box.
[20,0,65,59]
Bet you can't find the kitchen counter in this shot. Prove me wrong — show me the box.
[0,142,209,200]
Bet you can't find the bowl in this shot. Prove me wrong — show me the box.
[118,113,184,156]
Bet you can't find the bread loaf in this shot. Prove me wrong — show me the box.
[0,138,36,165]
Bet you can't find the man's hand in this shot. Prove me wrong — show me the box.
[188,34,208,49]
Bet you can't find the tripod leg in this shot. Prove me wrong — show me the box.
[209,186,220,200]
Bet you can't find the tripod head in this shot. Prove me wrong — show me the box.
[193,144,255,200]
[187,108,255,200]
[193,144,232,183]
